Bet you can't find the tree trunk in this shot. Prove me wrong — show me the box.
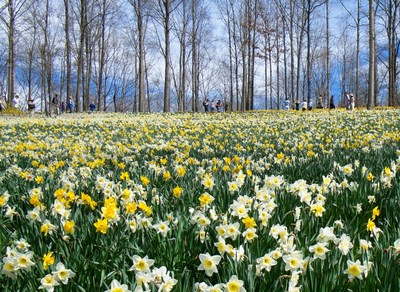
[84,2,94,112]
[367,0,375,109]
[306,0,311,103]
[326,0,330,107]
[355,0,360,106]
[64,0,72,106]
[296,3,306,102]
[264,34,268,109]
[75,0,87,112]
[7,0,15,104]
[163,0,171,112]
[97,0,106,111]
[282,14,288,102]
[231,1,239,111]
[383,0,399,106]
[191,0,199,112]
[45,0,52,113]
[289,0,295,104]
[268,38,273,109]
[178,0,187,112]
[249,0,257,110]
[135,0,145,112]
[276,22,280,110]
[227,1,234,111]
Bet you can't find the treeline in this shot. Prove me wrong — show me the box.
[0,0,398,113]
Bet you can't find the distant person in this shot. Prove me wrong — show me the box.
[68,96,74,113]
[329,95,335,109]
[210,100,215,112]
[52,93,60,115]
[12,95,20,109]
[202,99,209,112]
[349,93,355,111]
[224,101,230,112]
[61,101,66,113]
[316,95,323,109]
[216,99,223,112]
[301,100,307,111]
[283,99,290,110]
[308,99,313,110]
[295,99,300,111]
[89,100,96,113]
[28,98,36,113]
[0,96,6,111]
[345,92,350,110]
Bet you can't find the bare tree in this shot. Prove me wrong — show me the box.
[96,0,107,111]
[0,0,31,104]
[153,0,182,112]
[191,0,199,112]
[305,0,324,104]
[257,2,275,109]
[19,1,39,105]
[170,0,188,112]
[215,0,240,111]
[325,0,330,107]
[63,0,72,106]
[377,0,400,106]
[368,0,376,109]
[39,0,52,114]
[129,0,147,112]
[340,0,363,107]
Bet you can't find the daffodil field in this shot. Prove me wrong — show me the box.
[1,109,400,292]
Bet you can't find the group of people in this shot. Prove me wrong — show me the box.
[0,93,97,115]
[283,94,339,111]
[54,95,75,114]
[0,95,23,111]
[345,93,356,111]
[203,99,224,112]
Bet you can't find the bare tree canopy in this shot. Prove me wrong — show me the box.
[0,0,397,112]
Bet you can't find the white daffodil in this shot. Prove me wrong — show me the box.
[197,253,221,277]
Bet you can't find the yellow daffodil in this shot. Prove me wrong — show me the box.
[42,252,55,270]
[63,220,75,234]
[172,186,183,199]
[372,206,380,220]
[94,218,108,234]
[242,216,256,229]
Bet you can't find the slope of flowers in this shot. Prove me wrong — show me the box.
[1,109,400,291]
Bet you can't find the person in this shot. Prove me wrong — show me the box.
[202,99,209,112]
[216,100,223,112]
[28,98,36,113]
[345,92,350,110]
[307,98,313,110]
[329,95,335,109]
[349,93,355,111]
[61,101,66,113]
[68,96,74,113]
[224,101,230,112]
[295,99,300,111]
[210,100,215,112]
[283,99,290,110]
[0,96,5,111]
[89,100,96,113]
[316,95,323,109]
[301,100,307,111]
[52,93,60,115]
[12,95,20,109]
